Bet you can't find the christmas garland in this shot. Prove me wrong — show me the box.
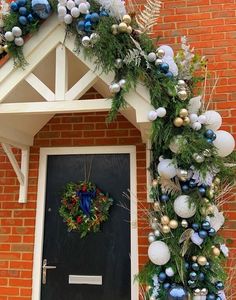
[59,181,113,238]
[1,0,236,299]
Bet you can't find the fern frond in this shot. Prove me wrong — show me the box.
[135,0,162,34]
[159,177,181,196]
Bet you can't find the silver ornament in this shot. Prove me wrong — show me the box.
[114,58,123,69]
[177,79,186,90]
[148,232,156,243]
[203,149,211,157]
[119,79,126,89]
[176,169,189,182]
[181,219,188,228]
[12,26,22,37]
[156,48,165,58]
[109,83,121,94]
[194,289,201,296]
[90,33,100,45]
[154,229,160,237]
[147,52,157,62]
[4,31,14,42]
[14,37,24,47]
[82,36,91,48]
[193,153,205,163]
[150,297,156,300]
[200,288,208,296]
[155,58,163,66]
[177,90,188,101]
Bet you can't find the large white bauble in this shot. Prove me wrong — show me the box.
[64,14,73,24]
[79,2,88,13]
[156,107,167,118]
[71,7,80,17]
[58,5,67,16]
[198,114,207,124]
[14,37,24,46]
[59,0,67,5]
[174,195,196,218]
[66,0,75,10]
[213,130,235,157]
[204,110,222,131]
[148,110,158,121]
[4,31,14,42]
[157,159,177,179]
[163,56,178,76]
[187,95,202,114]
[158,45,174,58]
[12,26,22,37]
[148,241,170,265]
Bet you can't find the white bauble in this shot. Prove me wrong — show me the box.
[109,83,121,94]
[59,0,67,4]
[148,241,170,265]
[79,2,88,13]
[4,31,14,42]
[85,1,90,9]
[147,52,157,62]
[75,0,86,3]
[204,110,222,131]
[157,159,177,179]
[64,14,73,24]
[198,114,207,124]
[169,135,185,154]
[163,56,178,76]
[156,107,167,118]
[192,122,202,131]
[187,95,202,114]
[14,37,24,46]
[165,267,175,277]
[213,130,235,157]
[70,6,80,17]
[189,113,198,123]
[193,297,206,300]
[148,110,158,121]
[158,45,174,58]
[58,5,67,16]
[66,0,75,9]
[174,195,196,218]
[12,26,22,37]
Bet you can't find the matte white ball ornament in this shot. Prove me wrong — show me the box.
[157,159,177,179]
[109,83,121,94]
[165,267,175,277]
[213,130,235,157]
[156,107,167,118]
[58,5,67,16]
[189,113,198,123]
[79,2,88,13]
[174,195,196,218]
[59,0,67,5]
[66,0,75,10]
[4,31,14,42]
[147,52,157,62]
[71,7,80,17]
[204,110,222,131]
[192,122,202,131]
[148,111,158,121]
[148,241,171,265]
[158,45,174,58]
[118,79,126,89]
[81,36,91,48]
[12,26,22,37]
[198,115,207,124]
[64,14,73,24]
[14,37,24,46]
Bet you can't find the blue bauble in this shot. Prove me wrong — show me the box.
[158,272,167,282]
[90,12,99,23]
[204,262,210,269]
[189,180,197,188]
[31,0,51,19]
[19,6,28,15]
[191,263,199,271]
[185,262,190,270]
[10,2,18,11]
[215,281,224,290]
[216,297,222,300]
[160,194,169,202]
[205,129,214,138]
[208,227,216,236]
[192,223,200,231]
[206,138,213,143]
[198,186,206,196]
[167,286,188,300]
[212,133,217,141]
[189,271,197,281]
[188,280,196,288]
[100,10,109,17]
[18,0,26,6]
[198,230,208,239]
[181,184,189,193]
[84,20,92,32]
[159,62,169,74]
[164,282,171,290]
[165,71,174,79]
[85,14,91,22]
[19,16,28,25]
[77,20,85,32]
[207,294,216,300]
[27,14,34,22]
[202,221,211,231]
[198,272,205,281]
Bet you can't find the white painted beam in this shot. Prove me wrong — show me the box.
[25,73,55,101]
[55,44,68,100]
[0,124,33,146]
[19,147,29,203]
[65,70,98,100]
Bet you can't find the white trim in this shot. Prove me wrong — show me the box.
[33,146,139,300]
[55,44,68,100]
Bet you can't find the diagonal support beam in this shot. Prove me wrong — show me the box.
[25,73,55,101]
[55,44,68,100]
[65,70,98,100]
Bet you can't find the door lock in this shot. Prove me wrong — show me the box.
[42,259,56,284]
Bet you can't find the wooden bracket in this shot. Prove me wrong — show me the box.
[1,143,29,203]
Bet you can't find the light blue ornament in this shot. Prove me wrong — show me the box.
[19,16,28,25]
[167,286,188,300]
[31,0,51,19]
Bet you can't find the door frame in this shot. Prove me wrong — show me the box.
[32,146,139,300]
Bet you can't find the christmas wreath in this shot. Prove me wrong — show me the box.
[59,181,113,238]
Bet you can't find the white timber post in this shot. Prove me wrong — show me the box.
[55,44,68,100]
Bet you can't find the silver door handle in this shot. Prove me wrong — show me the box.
[42,259,56,284]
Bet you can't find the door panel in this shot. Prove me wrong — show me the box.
[41,154,131,300]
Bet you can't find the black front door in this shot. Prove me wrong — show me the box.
[41,154,131,300]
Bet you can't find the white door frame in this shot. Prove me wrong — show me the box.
[32,146,139,300]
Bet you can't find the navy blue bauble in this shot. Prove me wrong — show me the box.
[208,227,216,236]
[100,10,109,17]
[206,138,213,143]
[85,14,91,22]
[189,180,197,188]
[158,272,167,282]
[19,16,28,25]
[205,129,214,139]
[84,21,92,32]
[181,184,189,193]
[19,6,28,15]
[91,12,99,23]
[160,194,169,202]
[189,271,197,281]
[31,0,51,19]
[198,186,206,196]
[216,297,222,300]
[198,272,205,281]
[202,221,211,231]
[165,71,174,79]
[184,262,190,270]
[192,223,200,231]
[27,14,34,22]
[212,133,217,141]
[164,282,171,290]
[17,0,26,6]
[188,280,196,288]
[207,294,216,300]
[191,263,199,271]
[77,20,85,32]
[199,230,208,239]
[204,262,211,269]
[215,281,224,290]
[159,62,169,74]
[10,2,18,11]
[167,286,188,300]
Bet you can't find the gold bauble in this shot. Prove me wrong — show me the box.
[111,24,119,35]
[183,117,190,126]
[126,26,133,34]
[169,219,178,229]
[162,225,171,234]
[153,202,160,211]
[214,177,221,185]
[123,14,132,25]
[197,256,207,266]
[206,189,215,199]
[173,117,184,127]
[156,48,165,59]
[0,46,3,55]
[146,285,152,292]
[212,247,221,256]
[181,219,188,228]
[3,45,8,52]
[202,197,210,204]
[161,215,170,225]
[194,288,201,296]
[207,205,214,214]
[152,179,158,187]
[192,256,198,262]
[118,22,128,33]
[179,108,188,118]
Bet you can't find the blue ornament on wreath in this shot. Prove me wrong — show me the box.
[202,220,211,231]
[198,272,205,281]
[205,129,214,139]
[192,223,200,231]
[181,184,189,193]
[208,227,216,236]
[207,294,216,300]
[159,62,169,74]
[77,20,85,32]
[77,188,96,216]
[27,14,34,22]
[215,281,224,290]
[189,179,197,188]
[10,2,19,11]
[90,12,99,23]
[192,263,199,271]
[19,6,28,16]
[17,0,27,7]
[167,286,188,300]
[158,272,167,282]
[160,194,169,202]
[198,230,208,239]
[31,0,51,19]
[84,21,92,32]
[19,16,28,25]
[100,10,109,17]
